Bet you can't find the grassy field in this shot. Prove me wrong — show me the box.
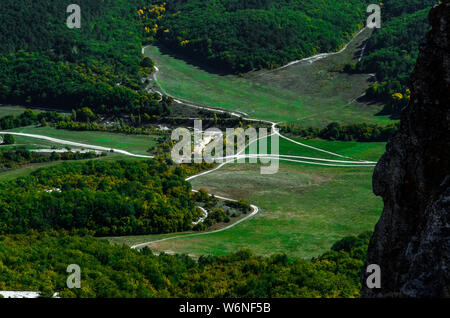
[0,105,40,117]
[0,126,159,180]
[241,134,386,163]
[145,28,392,127]
[0,161,67,181]
[108,161,382,260]
[6,126,158,155]
[108,137,385,259]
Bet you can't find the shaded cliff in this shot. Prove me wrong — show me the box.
[362,1,450,298]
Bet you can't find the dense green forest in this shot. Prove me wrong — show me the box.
[0,135,15,145]
[0,0,438,115]
[0,160,205,236]
[1,0,141,68]
[146,0,369,72]
[54,119,166,136]
[355,0,438,115]
[0,231,371,298]
[0,0,170,115]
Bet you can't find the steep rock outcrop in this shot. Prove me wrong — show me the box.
[362,1,450,298]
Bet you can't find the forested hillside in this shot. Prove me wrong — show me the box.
[0,0,169,115]
[0,160,203,236]
[356,0,438,115]
[146,0,369,72]
[0,0,141,71]
[380,0,439,19]
[0,231,371,298]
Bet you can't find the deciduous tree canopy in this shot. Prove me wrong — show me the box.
[150,0,369,73]
[0,0,169,116]
[357,0,438,116]
[0,160,202,236]
[0,231,372,298]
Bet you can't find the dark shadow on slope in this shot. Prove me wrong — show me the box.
[155,43,235,76]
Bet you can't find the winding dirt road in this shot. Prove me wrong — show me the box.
[0,31,377,251]
[131,31,378,249]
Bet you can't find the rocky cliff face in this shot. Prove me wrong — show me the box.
[362,1,450,298]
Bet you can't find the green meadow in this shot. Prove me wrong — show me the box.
[109,137,385,259]
[0,126,158,180]
[279,137,387,162]
[0,26,391,261]
[109,34,391,258]
[109,161,382,260]
[0,106,34,117]
[145,28,392,127]
[6,126,158,155]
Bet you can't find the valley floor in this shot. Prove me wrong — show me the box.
[109,151,383,259]
[1,27,393,260]
[105,30,391,259]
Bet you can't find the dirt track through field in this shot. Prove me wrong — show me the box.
[129,32,378,250]
[1,30,376,251]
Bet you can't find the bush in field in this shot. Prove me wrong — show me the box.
[2,134,15,145]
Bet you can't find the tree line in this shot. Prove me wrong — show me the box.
[0,231,372,298]
[0,147,104,172]
[351,0,438,116]
[0,109,65,130]
[280,122,399,142]
[0,160,205,236]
